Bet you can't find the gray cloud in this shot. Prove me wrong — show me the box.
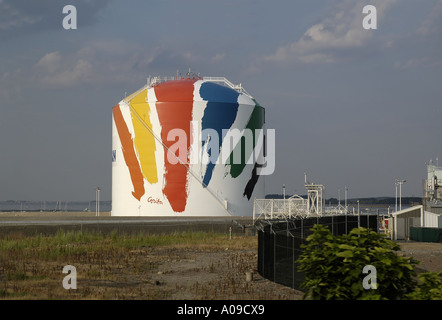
[248,0,398,72]
[0,42,229,99]
[0,0,111,40]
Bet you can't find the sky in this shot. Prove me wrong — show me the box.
[1,0,441,202]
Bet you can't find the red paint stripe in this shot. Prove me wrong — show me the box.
[155,80,195,213]
[113,105,145,201]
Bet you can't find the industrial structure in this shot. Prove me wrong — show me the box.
[112,74,266,216]
[423,159,442,214]
[253,175,348,222]
[254,162,442,241]
[255,163,442,290]
[388,160,442,241]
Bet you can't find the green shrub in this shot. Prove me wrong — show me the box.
[296,225,418,300]
[406,271,442,300]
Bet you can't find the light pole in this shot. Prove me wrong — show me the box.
[282,184,286,200]
[357,200,360,228]
[395,179,406,211]
[399,180,406,211]
[96,187,100,217]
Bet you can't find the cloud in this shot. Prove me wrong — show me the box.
[0,49,104,102]
[0,42,227,100]
[391,0,442,70]
[393,58,427,70]
[0,0,110,40]
[126,46,229,77]
[0,1,42,30]
[211,53,226,63]
[34,53,93,87]
[417,0,442,36]
[34,51,62,74]
[248,0,397,72]
[393,57,442,71]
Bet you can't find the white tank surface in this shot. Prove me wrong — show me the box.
[112,75,266,216]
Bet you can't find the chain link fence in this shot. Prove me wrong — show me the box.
[256,214,379,290]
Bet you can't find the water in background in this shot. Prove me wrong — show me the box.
[0,200,409,215]
[0,200,112,212]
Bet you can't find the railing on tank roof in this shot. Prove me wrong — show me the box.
[145,75,254,99]
[202,77,254,99]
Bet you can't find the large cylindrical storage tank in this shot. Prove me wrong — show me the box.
[112,76,265,216]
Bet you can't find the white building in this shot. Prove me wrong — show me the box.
[390,205,442,240]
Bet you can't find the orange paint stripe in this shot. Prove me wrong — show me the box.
[113,105,145,201]
[155,80,195,213]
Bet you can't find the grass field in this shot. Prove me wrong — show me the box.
[2,225,439,300]
[0,230,301,300]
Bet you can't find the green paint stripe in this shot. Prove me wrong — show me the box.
[227,104,265,178]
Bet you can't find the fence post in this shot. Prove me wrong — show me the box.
[253,199,256,222]
[273,227,276,283]
[367,212,370,229]
[289,199,292,219]
[377,209,379,233]
[292,231,295,289]
[301,218,303,240]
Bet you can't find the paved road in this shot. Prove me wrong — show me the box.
[0,212,255,236]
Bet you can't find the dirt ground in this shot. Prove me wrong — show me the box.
[2,241,438,300]
[397,241,442,273]
[136,245,304,300]
[123,241,442,300]
[0,238,304,300]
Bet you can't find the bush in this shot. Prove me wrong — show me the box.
[406,271,442,300]
[296,225,419,300]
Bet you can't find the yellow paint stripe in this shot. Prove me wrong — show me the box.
[130,89,158,184]
[124,86,145,103]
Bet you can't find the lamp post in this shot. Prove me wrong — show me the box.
[357,200,360,228]
[96,187,100,217]
[282,184,286,200]
[395,179,406,211]
[399,180,406,211]
[338,189,341,207]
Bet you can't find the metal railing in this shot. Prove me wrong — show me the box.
[253,198,351,222]
[253,197,309,221]
[202,77,254,98]
[142,75,254,99]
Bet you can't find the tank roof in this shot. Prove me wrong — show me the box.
[146,75,253,99]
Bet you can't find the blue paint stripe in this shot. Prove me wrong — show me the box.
[200,82,240,187]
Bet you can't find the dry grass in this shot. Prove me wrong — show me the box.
[0,230,303,300]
